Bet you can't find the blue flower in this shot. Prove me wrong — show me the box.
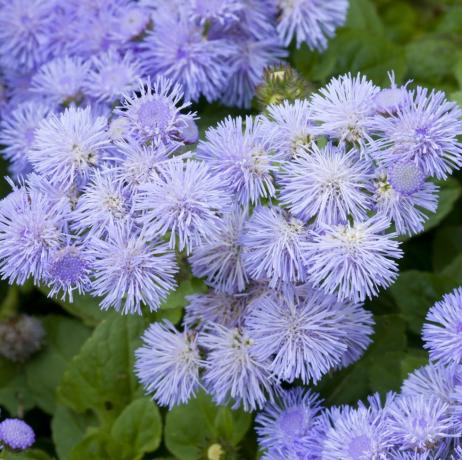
[189,208,249,294]
[0,183,66,285]
[303,215,403,302]
[135,321,202,408]
[200,323,277,411]
[84,49,143,103]
[30,56,90,105]
[276,0,348,50]
[387,395,457,452]
[141,11,234,102]
[0,418,35,451]
[245,290,347,383]
[256,387,323,458]
[116,76,194,146]
[241,206,308,287]
[0,0,55,71]
[371,87,462,179]
[370,162,439,236]
[28,106,110,190]
[188,0,243,26]
[135,160,231,254]
[279,143,371,225]
[46,244,93,302]
[198,116,281,206]
[89,224,178,314]
[423,287,462,366]
[310,73,379,146]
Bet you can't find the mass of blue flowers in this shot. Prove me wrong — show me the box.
[1,0,462,458]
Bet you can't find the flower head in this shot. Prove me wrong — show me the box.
[135,321,202,408]
[241,206,308,287]
[135,160,231,254]
[28,106,110,189]
[200,323,276,411]
[276,0,348,50]
[256,387,323,458]
[303,215,403,302]
[279,143,371,225]
[423,287,462,365]
[0,418,35,450]
[90,224,178,314]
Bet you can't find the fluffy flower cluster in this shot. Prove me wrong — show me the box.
[251,286,462,459]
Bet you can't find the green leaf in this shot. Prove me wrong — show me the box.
[52,405,96,460]
[68,431,113,460]
[400,349,428,381]
[390,271,459,334]
[3,450,52,460]
[451,90,462,106]
[161,278,207,310]
[441,254,462,284]
[368,351,406,393]
[25,316,91,414]
[58,314,148,424]
[422,178,461,233]
[345,0,384,34]
[109,397,162,460]
[165,391,251,460]
[432,226,462,272]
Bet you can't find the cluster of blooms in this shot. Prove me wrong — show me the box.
[0,417,35,451]
[246,286,462,460]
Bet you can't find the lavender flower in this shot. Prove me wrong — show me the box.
[276,0,348,50]
[28,106,110,189]
[0,184,66,285]
[135,160,231,254]
[116,76,193,146]
[189,208,249,294]
[387,395,457,451]
[135,321,202,408]
[279,143,371,225]
[90,224,178,314]
[423,287,462,365]
[84,49,143,103]
[310,73,379,146]
[256,387,323,458]
[371,87,462,179]
[197,116,280,206]
[371,162,439,236]
[30,56,90,105]
[303,215,403,302]
[200,323,276,411]
[0,418,35,450]
[245,291,347,383]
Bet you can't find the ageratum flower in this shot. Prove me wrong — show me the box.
[30,56,90,105]
[116,76,194,146]
[241,206,308,287]
[200,323,276,411]
[371,87,462,179]
[189,208,249,294]
[46,244,93,302]
[387,395,457,451]
[197,116,280,206]
[321,395,393,460]
[141,11,234,102]
[245,292,347,383]
[256,387,323,458]
[84,49,143,103]
[188,0,243,26]
[0,418,35,450]
[0,0,55,71]
[260,99,314,159]
[423,287,462,365]
[71,168,132,238]
[310,73,379,146]
[276,0,348,50]
[0,184,66,285]
[371,161,439,236]
[135,321,202,408]
[28,106,110,189]
[279,143,371,225]
[303,215,403,302]
[90,224,178,314]
[135,160,231,254]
